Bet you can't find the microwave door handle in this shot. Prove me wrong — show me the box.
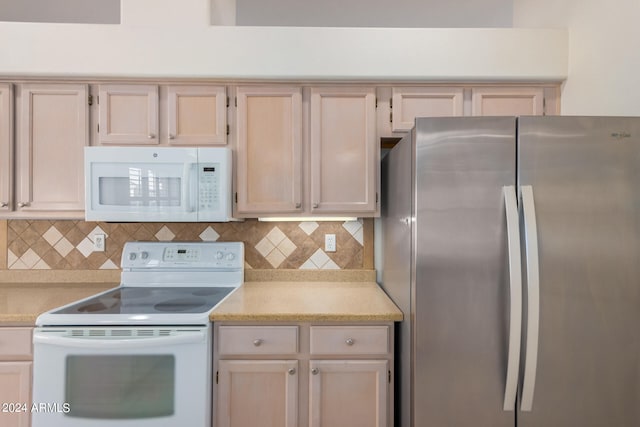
[33,331,206,349]
[185,163,197,213]
[502,186,523,411]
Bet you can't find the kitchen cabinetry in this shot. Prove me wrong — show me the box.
[0,83,12,213]
[97,84,227,146]
[0,327,33,427]
[471,86,545,116]
[390,87,464,132]
[166,85,227,145]
[235,86,303,215]
[13,83,88,218]
[214,323,393,427]
[97,84,159,144]
[378,85,559,138]
[235,85,378,218]
[310,87,378,215]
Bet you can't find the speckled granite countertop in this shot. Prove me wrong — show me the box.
[210,281,403,322]
[0,270,402,325]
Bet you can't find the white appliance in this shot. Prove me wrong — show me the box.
[32,241,244,427]
[84,146,233,222]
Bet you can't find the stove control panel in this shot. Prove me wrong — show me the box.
[121,242,244,270]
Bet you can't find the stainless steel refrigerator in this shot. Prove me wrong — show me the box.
[380,116,640,427]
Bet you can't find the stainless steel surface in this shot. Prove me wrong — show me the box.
[253,339,262,346]
[517,116,640,427]
[382,117,517,427]
[502,185,522,411]
[520,185,540,411]
[380,128,414,427]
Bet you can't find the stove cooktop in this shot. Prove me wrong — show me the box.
[52,286,235,315]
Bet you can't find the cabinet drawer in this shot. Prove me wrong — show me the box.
[0,327,32,360]
[310,326,389,355]
[218,326,298,355]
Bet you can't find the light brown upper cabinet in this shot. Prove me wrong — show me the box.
[310,87,378,215]
[471,87,545,116]
[0,84,12,214]
[235,86,303,215]
[97,84,159,144]
[391,87,464,131]
[14,83,88,218]
[166,85,227,145]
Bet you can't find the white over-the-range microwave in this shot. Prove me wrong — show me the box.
[84,146,233,222]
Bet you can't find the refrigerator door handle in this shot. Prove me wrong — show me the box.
[502,186,523,411]
[520,185,540,411]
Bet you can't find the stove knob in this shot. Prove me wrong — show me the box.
[226,253,235,261]
[141,251,149,260]
[215,251,224,260]
[128,252,137,261]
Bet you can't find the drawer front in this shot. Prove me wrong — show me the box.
[218,326,298,355]
[0,327,33,360]
[310,325,389,355]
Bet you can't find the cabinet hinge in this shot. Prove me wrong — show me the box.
[542,97,546,116]
[97,95,99,105]
[226,96,230,108]
[235,97,237,107]
[88,94,93,106]
[388,370,391,383]
[235,192,238,203]
[390,111,393,123]
[216,371,219,384]
[97,123,99,133]
[375,98,378,109]
[227,124,230,135]
[376,192,379,204]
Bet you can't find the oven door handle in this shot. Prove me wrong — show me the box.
[33,331,205,349]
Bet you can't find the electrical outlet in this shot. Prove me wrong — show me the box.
[94,234,105,252]
[325,234,336,252]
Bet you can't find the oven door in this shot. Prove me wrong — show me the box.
[32,326,212,427]
[84,146,199,222]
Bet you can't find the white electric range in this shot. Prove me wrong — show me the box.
[32,241,243,427]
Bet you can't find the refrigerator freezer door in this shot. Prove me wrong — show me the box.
[413,117,516,426]
[518,116,640,427]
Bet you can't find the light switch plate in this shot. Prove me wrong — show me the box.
[325,234,336,252]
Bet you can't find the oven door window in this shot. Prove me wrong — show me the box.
[65,355,175,419]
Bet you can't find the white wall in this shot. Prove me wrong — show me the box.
[0,0,119,24]
[236,0,513,28]
[514,0,640,115]
[0,0,566,81]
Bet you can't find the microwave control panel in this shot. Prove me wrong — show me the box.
[199,163,220,212]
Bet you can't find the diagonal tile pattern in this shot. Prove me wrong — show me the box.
[4,219,369,271]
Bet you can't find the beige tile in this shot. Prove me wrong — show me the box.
[277,237,297,258]
[155,226,176,241]
[43,225,64,246]
[54,237,75,257]
[20,249,42,269]
[254,237,275,258]
[265,248,286,268]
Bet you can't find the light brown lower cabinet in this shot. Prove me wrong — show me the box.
[0,327,33,427]
[214,323,394,427]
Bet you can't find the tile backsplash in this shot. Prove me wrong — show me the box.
[3,219,372,271]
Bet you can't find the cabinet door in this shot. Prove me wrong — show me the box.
[235,86,303,215]
[217,360,298,427]
[167,85,227,145]
[18,84,88,215]
[310,87,377,215]
[391,87,464,131]
[0,83,12,213]
[471,87,545,116]
[309,360,388,427]
[98,84,159,144]
[0,362,31,427]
